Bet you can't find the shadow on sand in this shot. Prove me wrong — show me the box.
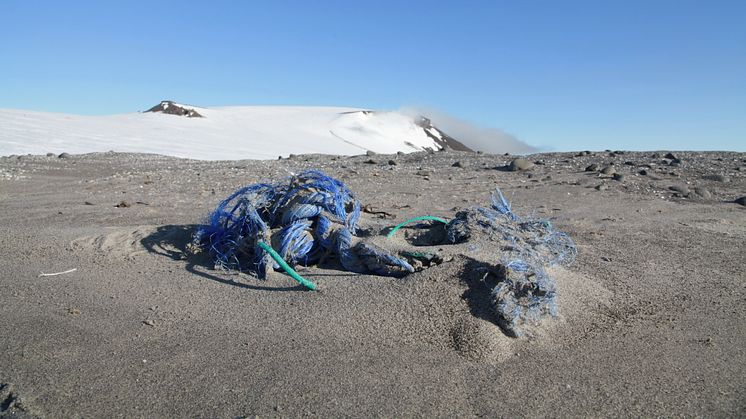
[140,224,304,292]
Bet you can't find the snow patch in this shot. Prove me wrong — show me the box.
[0,106,447,160]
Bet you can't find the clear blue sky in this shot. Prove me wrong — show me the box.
[1,0,744,151]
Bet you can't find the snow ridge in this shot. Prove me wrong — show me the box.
[0,104,470,160]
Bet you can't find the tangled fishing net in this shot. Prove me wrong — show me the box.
[193,170,413,280]
[194,170,576,337]
[445,189,577,336]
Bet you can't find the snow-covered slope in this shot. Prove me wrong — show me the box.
[0,104,467,160]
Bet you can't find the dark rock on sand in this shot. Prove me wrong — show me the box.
[694,188,712,199]
[600,166,616,175]
[509,158,534,171]
[669,185,690,196]
[703,174,730,183]
[585,164,599,172]
[735,196,746,206]
[58,152,71,159]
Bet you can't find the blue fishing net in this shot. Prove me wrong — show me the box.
[194,170,412,278]
[446,188,577,336]
[194,171,575,337]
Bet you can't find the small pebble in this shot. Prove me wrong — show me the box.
[452,161,464,168]
[509,158,534,171]
[694,188,712,199]
[612,173,625,182]
[366,150,377,156]
[664,152,677,160]
[668,185,690,196]
[600,166,616,175]
[143,320,155,327]
[703,174,729,183]
[58,152,71,159]
[595,184,608,191]
[364,159,378,164]
[585,164,598,172]
[387,160,397,166]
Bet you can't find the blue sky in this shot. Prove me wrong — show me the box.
[1,0,744,151]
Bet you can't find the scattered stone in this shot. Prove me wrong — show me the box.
[396,151,405,156]
[508,158,534,171]
[694,187,712,199]
[364,159,378,164]
[84,201,94,205]
[366,150,377,156]
[46,152,55,157]
[143,319,155,327]
[668,185,690,196]
[600,166,616,175]
[612,173,625,182]
[735,196,746,206]
[68,308,81,315]
[670,158,682,166]
[639,169,648,176]
[452,161,464,168]
[703,174,730,183]
[595,184,609,191]
[388,159,397,166]
[58,152,71,159]
[114,201,131,208]
[585,164,599,172]
[664,152,677,160]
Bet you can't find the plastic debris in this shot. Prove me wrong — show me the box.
[194,170,413,279]
[194,171,576,337]
[445,188,576,336]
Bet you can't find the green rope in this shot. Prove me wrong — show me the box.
[257,241,318,291]
[386,215,448,238]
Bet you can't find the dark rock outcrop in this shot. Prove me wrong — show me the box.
[145,101,203,118]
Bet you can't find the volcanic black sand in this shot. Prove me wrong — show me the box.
[0,150,744,417]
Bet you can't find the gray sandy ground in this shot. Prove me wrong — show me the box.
[0,150,744,417]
